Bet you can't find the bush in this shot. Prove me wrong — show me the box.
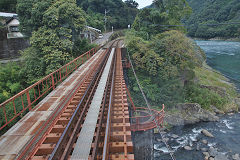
[72,38,97,57]
[0,63,26,104]
[185,84,228,110]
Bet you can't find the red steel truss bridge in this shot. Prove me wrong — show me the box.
[0,40,165,160]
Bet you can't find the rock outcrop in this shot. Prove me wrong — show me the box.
[165,103,219,126]
[201,129,214,138]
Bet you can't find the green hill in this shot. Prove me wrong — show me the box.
[77,0,138,30]
[185,0,240,39]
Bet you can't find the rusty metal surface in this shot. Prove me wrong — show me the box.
[0,49,104,160]
[71,48,115,160]
[47,48,110,160]
[0,40,138,159]
[0,48,98,131]
[28,49,108,160]
[103,47,134,159]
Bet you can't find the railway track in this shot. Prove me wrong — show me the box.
[15,40,134,160]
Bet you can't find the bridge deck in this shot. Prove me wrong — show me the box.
[0,49,105,160]
[71,48,115,159]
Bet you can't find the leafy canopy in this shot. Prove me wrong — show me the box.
[133,0,192,35]
[0,0,17,12]
[185,0,240,38]
[19,0,87,82]
[77,0,138,30]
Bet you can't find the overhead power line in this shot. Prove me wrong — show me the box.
[127,49,177,160]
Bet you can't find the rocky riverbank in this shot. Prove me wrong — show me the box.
[153,39,240,160]
[165,103,219,126]
[154,113,240,160]
[164,101,240,127]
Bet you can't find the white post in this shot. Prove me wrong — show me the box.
[112,26,113,33]
[104,9,107,33]
[90,32,92,43]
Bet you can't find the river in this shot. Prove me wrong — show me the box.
[154,40,240,160]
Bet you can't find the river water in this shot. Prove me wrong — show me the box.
[154,40,240,160]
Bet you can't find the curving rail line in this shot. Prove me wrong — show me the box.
[0,39,166,160]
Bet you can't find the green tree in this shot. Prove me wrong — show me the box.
[185,0,240,38]
[0,63,25,103]
[133,0,192,35]
[77,0,138,30]
[125,30,205,107]
[0,0,17,12]
[124,0,139,8]
[21,0,87,82]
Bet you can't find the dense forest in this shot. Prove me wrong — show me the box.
[1,0,239,132]
[0,0,138,104]
[185,0,240,39]
[0,0,17,13]
[0,0,138,32]
[125,0,238,111]
[77,0,138,30]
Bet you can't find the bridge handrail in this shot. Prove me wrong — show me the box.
[0,47,98,131]
[130,105,165,131]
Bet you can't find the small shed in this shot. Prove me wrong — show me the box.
[6,18,24,39]
[81,26,101,43]
[0,12,24,39]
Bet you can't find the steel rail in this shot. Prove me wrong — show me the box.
[91,42,117,159]
[48,48,112,160]
[49,40,118,160]
[17,50,103,160]
[102,43,118,160]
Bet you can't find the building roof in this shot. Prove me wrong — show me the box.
[0,12,18,18]
[86,26,101,33]
[7,18,19,26]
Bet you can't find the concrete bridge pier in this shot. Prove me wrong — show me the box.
[132,129,154,160]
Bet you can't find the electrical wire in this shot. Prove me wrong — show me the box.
[127,49,177,160]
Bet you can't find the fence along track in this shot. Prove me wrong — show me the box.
[0,48,97,132]
[15,49,107,160]
[26,40,119,160]
[16,49,103,160]
[14,40,135,160]
[28,48,111,160]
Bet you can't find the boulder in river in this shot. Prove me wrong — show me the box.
[211,105,224,114]
[171,134,179,139]
[232,154,240,160]
[202,129,214,138]
[184,146,192,151]
[203,152,210,159]
[201,148,208,152]
[201,139,208,144]
[209,147,228,160]
[165,103,219,126]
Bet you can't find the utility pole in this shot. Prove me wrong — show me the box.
[104,9,110,33]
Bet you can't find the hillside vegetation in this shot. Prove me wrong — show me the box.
[125,0,239,112]
[77,0,138,30]
[0,0,17,13]
[185,0,240,39]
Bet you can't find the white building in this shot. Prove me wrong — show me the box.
[81,26,101,43]
[0,12,24,39]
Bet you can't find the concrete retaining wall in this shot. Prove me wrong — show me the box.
[0,28,29,59]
